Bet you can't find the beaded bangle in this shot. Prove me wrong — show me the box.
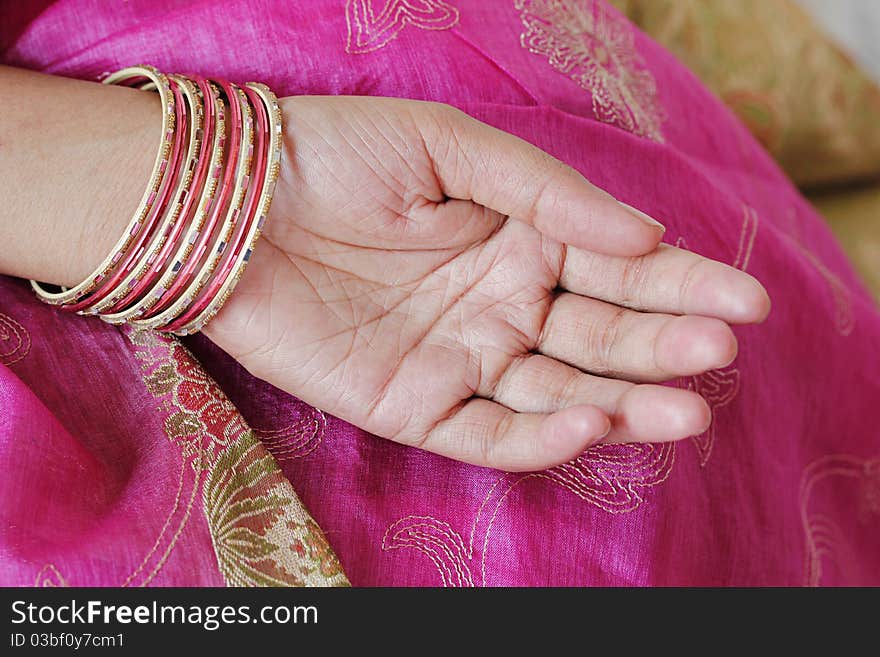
[100,76,225,324]
[30,65,177,305]
[136,83,255,331]
[165,82,279,335]
[70,75,202,315]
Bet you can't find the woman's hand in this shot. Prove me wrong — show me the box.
[204,96,770,471]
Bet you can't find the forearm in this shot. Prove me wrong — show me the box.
[0,65,156,287]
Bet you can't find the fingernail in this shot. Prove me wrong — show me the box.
[594,417,612,444]
[619,201,666,232]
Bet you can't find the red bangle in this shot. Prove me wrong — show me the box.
[163,82,269,333]
[99,75,215,321]
[136,80,250,327]
[64,76,189,313]
[29,65,283,335]
[169,82,282,336]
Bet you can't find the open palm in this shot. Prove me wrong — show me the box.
[205,96,769,470]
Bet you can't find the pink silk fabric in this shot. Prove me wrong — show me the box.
[2,0,879,586]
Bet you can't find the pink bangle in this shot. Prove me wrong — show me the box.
[98,75,215,322]
[163,82,269,333]
[169,82,282,336]
[135,81,252,328]
[64,76,189,314]
[30,65,177,306]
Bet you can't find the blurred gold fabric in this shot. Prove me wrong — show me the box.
[807,185,880,301]
[610,0,880,190]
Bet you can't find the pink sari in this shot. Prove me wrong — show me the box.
[2,0,878,586]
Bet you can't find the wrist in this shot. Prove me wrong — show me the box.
[0,66,158,287]
[52,82,160,288]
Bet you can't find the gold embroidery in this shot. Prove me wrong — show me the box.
[516,0,665,141]
[253,406,327,461]
[291,518,348,580]
[0,312,31,366]
[674,205,755,466]
[800,454,880,586]
[733,205,758,272]
[120,454,195,587]
[384,516,474,587]
[144,363,178,396]
[383,442,674,586]
[539,442,675,512]
[796,245,855,337]
[204,431,346,587]
[784,207,855,337]
[34,564,68,587]
[345,0,460,55]
[124,326,349,587]
[684,366,739,466]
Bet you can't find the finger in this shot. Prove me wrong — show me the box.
[422,104,665,256]
[537,293,737,382]
[493,354,711,443]
[561,243,771,324]
[420,398,611,471]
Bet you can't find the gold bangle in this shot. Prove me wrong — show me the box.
[172,83,282,336]
[30,65,176,305]
[102,78,227,325]
[89,74,204,318]
[135,84,254,330]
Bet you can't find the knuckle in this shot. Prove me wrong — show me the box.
[481,412,513,466]
[589,307,626,373]
[678,257,708,310]
[619,253,655,306]
[527,175,557,225]
[551,368,582,409]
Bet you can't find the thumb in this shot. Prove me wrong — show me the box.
[421,103,665,256]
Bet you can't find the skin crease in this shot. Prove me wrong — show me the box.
[203,96,771,471]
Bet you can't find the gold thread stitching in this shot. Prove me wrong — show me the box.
[383,442,675,586]
[345,0,460,55]
[0,313,31,366]
[516,0,666,141]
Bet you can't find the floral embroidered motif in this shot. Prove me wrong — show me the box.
[384,516,474,587]
[800,455,880,586]
[795,244,855,337]
[383,442,674,586]
[541,442,675,512]
[516,0,665,141]
[0,312,31,366]
[783,207,855,337]
[345,0,460,54]
[125,327,349,587]
[204,431,347,587]
[139,333,248,467]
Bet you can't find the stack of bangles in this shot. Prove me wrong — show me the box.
[29,64,283,335]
